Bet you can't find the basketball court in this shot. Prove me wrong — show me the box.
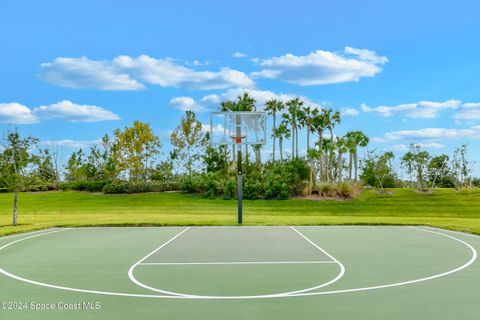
[1,226,479,319]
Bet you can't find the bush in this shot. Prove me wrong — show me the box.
[59,181,108,192]
[23,182,57,192]
[223,178,236,200]
[264,173,289,200]
[336,182,363,198]
[179,176,200,193]
[318,183,334,196]
[243,179,262,200]
[102,181,180,193]
[197,172,221,199]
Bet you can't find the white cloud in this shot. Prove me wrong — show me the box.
[169,97,207,112]
[251,47,387,86]
[378,126,480,141]
[172,88,322,112]
[361,100,460,119]
[232,52,247,58]
[454,102,480,122]
[40,57,144,91]
[33,100,120,122]
[41,55,254,91]
[41,139,100,149]
[388,142,446,151]
[0,102,38,124]
[340,107,360,116]
[344,47,388,64]
[201,124,225,134]
[0,100,119,124]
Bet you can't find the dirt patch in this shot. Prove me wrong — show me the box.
[376,190,394,195]
[413,189,433,194]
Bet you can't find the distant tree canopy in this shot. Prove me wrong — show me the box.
[1,92,478,227]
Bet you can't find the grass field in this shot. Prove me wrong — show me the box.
[1,188,480,236]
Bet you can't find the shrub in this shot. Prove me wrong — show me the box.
[198,172,221,199]
[179,176,199,193]
[243,179,262,200]
[59,181,108,192]
[23,182,57,192]
[223,178,236,200]
[264,173,289,200]
[318,183,334,197]
[102,181,180,194]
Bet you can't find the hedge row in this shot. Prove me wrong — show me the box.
[57,180,180,194]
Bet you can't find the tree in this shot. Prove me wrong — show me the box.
[37,149,57,184]
[401,151,415,188]
[311,110,327,180]
[284,98,303,159]
[405,144,430,190]
[114,121,161,182]
[265,99,284,161]
[100,134,122,182]
[170,111,205,181]
[335,136,349,183]
[361,151,397,190]
[0,129,39,226]
[203,133,228,173]
[65,149,85,181]
[428,155,452,188]
[452,145,472,188]
[220,92,257,162]
[345,131,369,181]
[274,122,290,161]
[150,160,175,182]
[298,106,316,152]
[323,109,341,181]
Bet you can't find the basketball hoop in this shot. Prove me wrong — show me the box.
[209,111,267,225]
[231,135,246,144]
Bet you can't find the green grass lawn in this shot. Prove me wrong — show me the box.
[1,188,479,236]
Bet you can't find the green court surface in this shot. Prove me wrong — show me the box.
[0,226,479,319]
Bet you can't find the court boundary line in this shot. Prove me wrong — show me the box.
[0,228,59,240]
[138,261,336,266]
[0,226,476,300]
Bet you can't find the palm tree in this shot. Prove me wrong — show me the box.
[285,98,303,159]
[345,131,369,181]
[265,99,284,161]
[336,136,348,183]
[253,144,262,164]
[298,106,316,152]
[274,122,290,161]
[219,92,257,162]
[323,109,341,181]
[321,138,335,182]
[312,111,327,181]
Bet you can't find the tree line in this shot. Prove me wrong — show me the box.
[1,92,479,225]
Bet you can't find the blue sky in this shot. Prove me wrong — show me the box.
[1,0,480,175]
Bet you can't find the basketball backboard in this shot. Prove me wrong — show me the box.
[210,112,266,145]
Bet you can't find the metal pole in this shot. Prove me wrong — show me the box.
[235,113,243,224]
[237,148,242,224]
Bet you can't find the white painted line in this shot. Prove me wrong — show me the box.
[0,228,71,251]
[421,226,480,239]
[0,226,476,300]
[286,226,346,295]
[127,227,192,297]
[127,226,345,299]
[0,228,59,240]
[290,226,478,298]
[139,261,336,266]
